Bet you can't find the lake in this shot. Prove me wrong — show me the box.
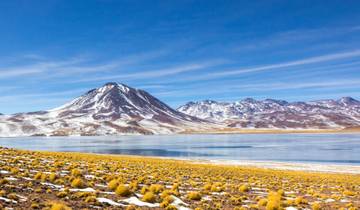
[0,134,359,165]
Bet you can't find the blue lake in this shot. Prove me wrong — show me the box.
[0,134,359,165]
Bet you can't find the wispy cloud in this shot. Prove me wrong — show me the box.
[227,79,360,91]
[153,78,360,100]
[0,56,85,79]
[0,86,19,93]
[0,88,88,101]
[0,50,167,80]
[161,50,360,84]
[137,84,168,89]
[235,25,360,53]
[71,60,225,83]
[210,50,360,77]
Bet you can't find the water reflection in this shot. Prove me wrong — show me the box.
[0,134,359,165]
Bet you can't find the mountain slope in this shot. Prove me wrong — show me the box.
[0,83,209,136]
[177,97,360,129]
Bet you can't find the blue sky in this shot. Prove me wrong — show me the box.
[0,0,360,114]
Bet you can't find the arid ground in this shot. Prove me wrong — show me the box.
[0,147,359,210]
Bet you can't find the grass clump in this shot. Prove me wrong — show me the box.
[295,196,307,205]
[203,183,212,191]
[188,191,202,200]
[343,190,356,196]
[49,173,57,182]
[210,183,223,192]
[71,178,86,188]
[50,202,72,210]
[149,184,164,194]
[239,184,250,192]
[84,195,97,204]
[0,179,9,185]
[70,169,82,177]
[115,184,132,197]
[34,172,43,180]
[258,198,268,207]
[312,202,321,210]
[266,191,281,210]
[142,192,156,203]
[10,168,19,174]
[107,179,119,191]
[140,185,149,194]
[31,202,40,209]
[165,205,177,210]
[129,180,138,191]
[126,205,137,210]
[56,191,68,198]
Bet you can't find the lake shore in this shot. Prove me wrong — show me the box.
[188,159,360,174]
[185,127,360,134]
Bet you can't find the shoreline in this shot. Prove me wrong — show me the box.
[1,145,360,174]
[0,128,360,138]
[27,148,360,175]
[113,154,360,175]
[189,159,360,174]
[185,127,360,135]
[4,146,360,175]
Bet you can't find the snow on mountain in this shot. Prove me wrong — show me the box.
[0,82,210,137]
[1,82,358,136]
[177,97,360,129]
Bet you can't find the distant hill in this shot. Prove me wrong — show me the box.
[178,97,360,129]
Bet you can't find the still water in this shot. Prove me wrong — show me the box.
[0,134,359,165]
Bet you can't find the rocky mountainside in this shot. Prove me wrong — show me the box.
[177,97,360,129]
[0,83,209,136]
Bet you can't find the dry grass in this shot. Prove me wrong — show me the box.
[0,147,359,209]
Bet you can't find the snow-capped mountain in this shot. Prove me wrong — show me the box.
[0,83,209,137]
[177,97,360,129]
[1,82,359,136]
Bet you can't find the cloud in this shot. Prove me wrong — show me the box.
[235,25,360,52]
[137,84,168,89]
[152,78,360,100]
[71,59,225,83]
[161,50,360,84]
[210,50,360,77]
[0,88,87,101]
[0,56,85,79]
[227,79,360,91]
[0,50,167,80]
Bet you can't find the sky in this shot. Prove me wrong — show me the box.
[0,0,360,114]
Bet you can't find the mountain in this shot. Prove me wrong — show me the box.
[1,83,359,136]
[177,97,360,129]
[0,83,210,137]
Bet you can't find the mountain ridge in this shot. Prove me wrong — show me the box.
[177,97,360,129]
[0,82,359,136]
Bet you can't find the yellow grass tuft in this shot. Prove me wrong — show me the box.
[71,178,86,188]
[187,191,202,200]
[115,184,132,197]
[142,192,156,203]
[50,202,72,210]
